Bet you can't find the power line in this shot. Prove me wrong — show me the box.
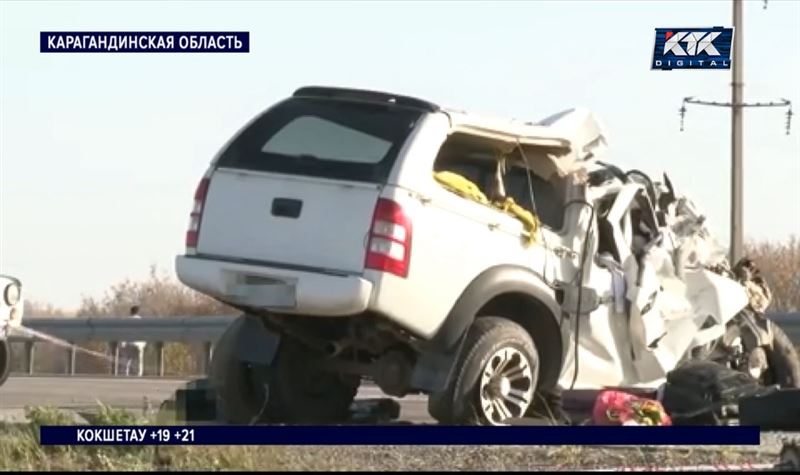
[679,97,793,135]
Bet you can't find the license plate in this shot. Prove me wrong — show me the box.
[231,281,297,308]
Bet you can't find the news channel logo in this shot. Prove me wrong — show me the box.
[651,27,734,70]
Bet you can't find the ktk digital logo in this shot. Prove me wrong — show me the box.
[651,27,734,70]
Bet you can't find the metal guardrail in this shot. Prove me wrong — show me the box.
[7,315,237,377]
[10,315,236,343]
[6,312,800,377]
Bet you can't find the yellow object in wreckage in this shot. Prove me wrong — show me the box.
[493,197,539,246]
[433,171,539,246]
[433,171,489,205]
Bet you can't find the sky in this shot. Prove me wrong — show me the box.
[1,0,799,311]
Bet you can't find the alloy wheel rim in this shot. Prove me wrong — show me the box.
[479,347,534,425]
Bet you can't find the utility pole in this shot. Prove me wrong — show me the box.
[679,0,792,264]
[731,0,744,263]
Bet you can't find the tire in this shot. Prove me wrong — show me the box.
[264,337,359,424]
[210,315,359,425]
[426,317,540,426]
[426,390,452,425]
[764,324,800,388]
[209,316,271,425]
[0,340,10,387]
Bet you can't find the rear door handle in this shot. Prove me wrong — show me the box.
[272,198,303,218]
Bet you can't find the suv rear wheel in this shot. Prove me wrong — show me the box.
[211,316,359,424]
[428,317,540,425]
[210,316,271,424]
[264,337,360,424]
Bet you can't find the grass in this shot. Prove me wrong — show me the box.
[0,404,289,471]
[0,422,290,471]
[0,405,783,471]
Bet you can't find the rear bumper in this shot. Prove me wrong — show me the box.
[175,255,374,317]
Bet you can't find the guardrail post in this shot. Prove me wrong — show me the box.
[25,341,35,375]
[67,344,76,375]
[155,342,165,377]
[110,342,120,376]
[203,341,214,375]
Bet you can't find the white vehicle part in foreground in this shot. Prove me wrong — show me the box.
[628,260,749,382]
[0,276,24,339]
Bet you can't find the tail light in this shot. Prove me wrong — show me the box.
[365,198,412,278]
[185,172,212,254]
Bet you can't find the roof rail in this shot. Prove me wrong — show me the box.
[292,86,440,112]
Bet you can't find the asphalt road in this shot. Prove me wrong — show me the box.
[0,376,432,423]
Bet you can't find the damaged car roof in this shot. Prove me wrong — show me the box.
[292,85,610,168]
[444,106,608,159]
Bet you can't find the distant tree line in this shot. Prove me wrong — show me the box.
[743,236,800,312]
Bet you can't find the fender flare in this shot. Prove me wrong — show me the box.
[427,265,562,351]
[411,265,565,393]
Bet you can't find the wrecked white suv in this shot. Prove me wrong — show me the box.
[0,275,24,387]
[176,86,799,425]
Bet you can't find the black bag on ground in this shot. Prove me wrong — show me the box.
[739,388,800,430]
[660,360,775,425]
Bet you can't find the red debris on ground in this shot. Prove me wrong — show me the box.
[592,389,672,426]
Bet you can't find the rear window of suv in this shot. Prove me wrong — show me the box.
[216,97,423,183]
